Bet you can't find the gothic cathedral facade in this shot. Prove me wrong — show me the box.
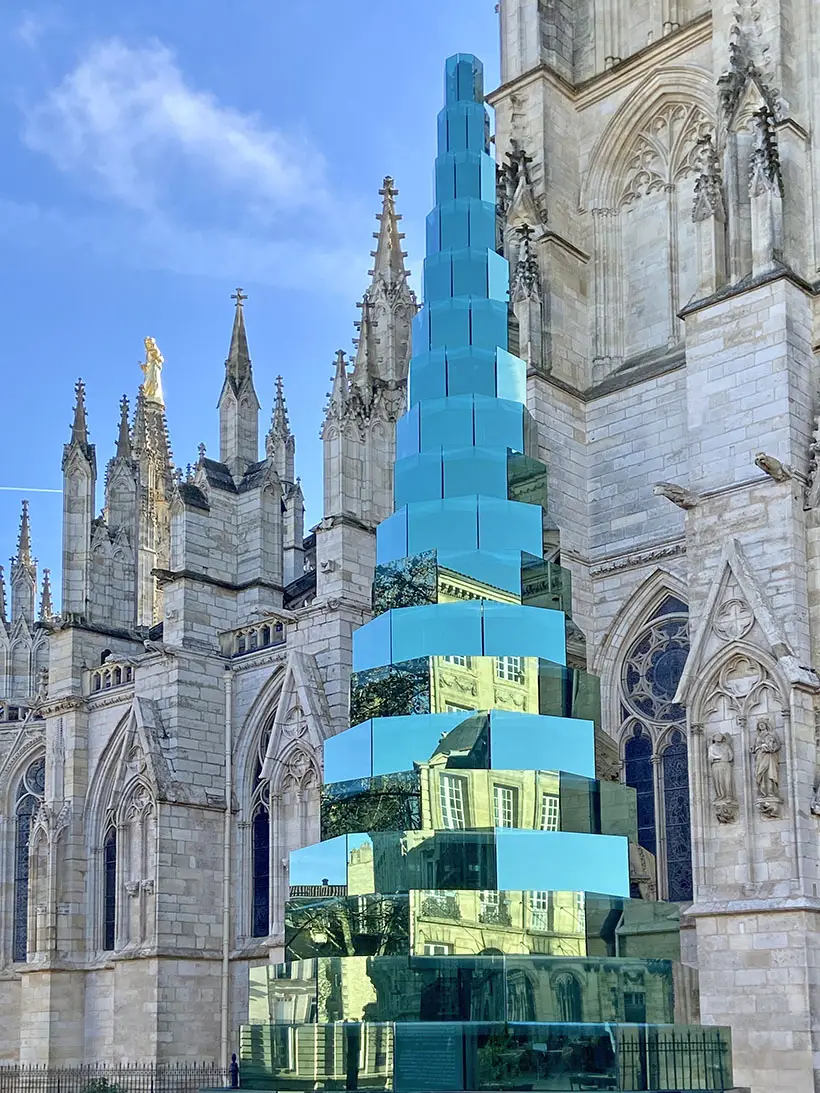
[1,3,820,1091]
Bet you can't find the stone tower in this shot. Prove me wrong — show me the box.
[492,2,820,1091]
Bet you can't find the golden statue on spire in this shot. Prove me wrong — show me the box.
[141,336,165,405]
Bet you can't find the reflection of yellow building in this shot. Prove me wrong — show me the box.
[419,764,562,832]
[430,654,540,715]
[412,888,587,957]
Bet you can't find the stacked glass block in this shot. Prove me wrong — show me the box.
[241,55,734,1093]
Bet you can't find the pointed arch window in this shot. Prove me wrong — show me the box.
[103,825,117,951]
[251,727,271,938]
[619,596,693,902]
[554,973,582,1023]
[13,757,45,962]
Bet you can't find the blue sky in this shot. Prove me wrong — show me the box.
[0,1,499,604]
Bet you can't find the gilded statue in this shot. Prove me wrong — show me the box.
[141,336,165,405]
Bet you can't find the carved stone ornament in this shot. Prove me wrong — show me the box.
[713,598,754,642]
[751,717,782,817]
[692,134,726,224]
[708,732,738,824]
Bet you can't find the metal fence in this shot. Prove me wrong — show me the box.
[0,1064,235,1093]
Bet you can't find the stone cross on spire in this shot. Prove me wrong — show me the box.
[225,288,253,389]
[369,177,409,285]
[71,379,89,447]
[219,289,260,470]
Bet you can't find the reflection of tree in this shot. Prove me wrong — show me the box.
[373,552,438,614]
[321,772,421,839]
[477,1026,532,1089]
[286,895,410,959]
[350,659,431,724]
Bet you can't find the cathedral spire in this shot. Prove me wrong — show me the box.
[369,176,408,285]
[11,499,37,623]
[226,288,253,390]
[266,376,295,481]
[0,565,6,626]
[16,500,33,569]
[115,395,132,460]
[219,289,260,470]
[39,569,54,622]
[65,379,94,465]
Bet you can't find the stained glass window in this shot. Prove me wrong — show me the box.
[624,726,656,858]
[620,598,692,901]
[663,731,693,902]
[103,826,117,951]
[13,757,45,963]
[251,728,271,938]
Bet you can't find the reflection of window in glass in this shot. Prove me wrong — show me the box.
[529,890,551,931]
[554,972,583,1022]
[540,793,560,831]
[493,784,517,827]
[445,702,472,713]
[496,656,525,683]
[439,774,466,829]
[624,991,647,1023]
[14,757,45,962]
[443,655,472,668]
[423,942,453,955]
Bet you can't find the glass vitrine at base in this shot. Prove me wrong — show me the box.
[240,53,734,1093]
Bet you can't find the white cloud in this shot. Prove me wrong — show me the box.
[23,38,328,214]
[15,9,63,49]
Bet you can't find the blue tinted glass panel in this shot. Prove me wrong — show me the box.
[372,713,471,776]
[437,549,522,596]
[396,405,420,459]
[489,712,596,779]
[446,347,497,397]
[289,837,347,887]
[496,347,527,403]
[426,207,441,255]
[468,200,496,250]
[465,102,486,153]
[413,309,431,353]
[473,396,523,451]
[435,154,456,203]
[352,611,392,672]
[480,155,496,201]
[482,603,566,665]
[453,153,483,200]
[421,396,474,450]
[324,720,373,783]
[430,299,470,349]
[391,602,483,663]
[409,349,447,405]
[442,106,468,153]
[470,299,508,353]
[443,447,507,500]
[496,830,630,897]
[487,250,510,303]
[478,496,542,556]
[376,508,409,565]
[423,253,453,303]
[439,200,471,250]
[451,249,488,297]
[408,498,479,555]
[395,452,443,507]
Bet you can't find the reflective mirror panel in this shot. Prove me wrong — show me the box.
[240,1020,733,1092]
[373,552,438,617]
[285,893,411,960]
[321,772,422,840]
[323,719,373,784]
[496,829,630,897]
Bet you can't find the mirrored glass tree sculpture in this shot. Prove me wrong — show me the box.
[241,55,734,1093]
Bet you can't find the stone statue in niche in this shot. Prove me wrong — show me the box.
[751,718,782,817]
[708,732,738,824]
